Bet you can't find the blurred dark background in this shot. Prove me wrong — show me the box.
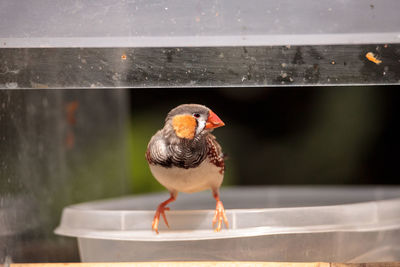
[1,86,400,263]
[129,86,400,191]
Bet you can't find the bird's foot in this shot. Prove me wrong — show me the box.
[152,205,170,234]
[212,200,229,232]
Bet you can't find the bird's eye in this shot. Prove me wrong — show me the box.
[193,113,200,118]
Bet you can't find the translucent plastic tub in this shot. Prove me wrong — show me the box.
[55,187,400,262]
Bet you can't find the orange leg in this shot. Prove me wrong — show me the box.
[152,193,176,234]
[212,191,229,232]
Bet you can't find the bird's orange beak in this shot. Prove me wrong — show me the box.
[205,110,225,129]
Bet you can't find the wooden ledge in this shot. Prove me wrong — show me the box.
[9,262,400,267]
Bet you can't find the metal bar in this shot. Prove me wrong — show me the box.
[1,45,399,89]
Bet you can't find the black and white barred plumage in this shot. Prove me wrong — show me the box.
[146,130,209,169]
[146,104,225,193]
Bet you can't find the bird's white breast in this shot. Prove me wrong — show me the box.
[149,160,223,193]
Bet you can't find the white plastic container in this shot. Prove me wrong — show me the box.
[55,187,400,262]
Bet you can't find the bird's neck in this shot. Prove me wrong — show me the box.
[164,125,207,146]
[158,126,208,168]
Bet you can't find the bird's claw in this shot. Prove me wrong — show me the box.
[212,200,229,232]
[152,205,170,234]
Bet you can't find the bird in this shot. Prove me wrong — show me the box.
[145,104,228,234]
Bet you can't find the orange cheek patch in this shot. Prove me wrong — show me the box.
[172,115,197,139]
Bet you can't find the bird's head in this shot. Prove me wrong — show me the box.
[165,104,225,140]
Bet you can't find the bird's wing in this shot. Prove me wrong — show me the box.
[206,134,225,174]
